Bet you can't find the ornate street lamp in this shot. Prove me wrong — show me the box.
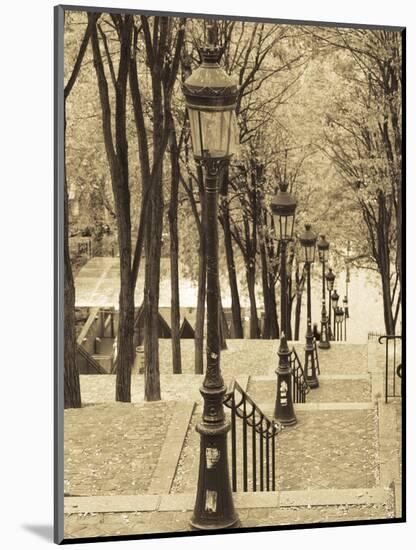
[325,267,335,340]
[343,295,349,340]
[299,223,319,388]
[270,181,297,426]
[331,289,340,340]
[335,306,345,341]
[182,23,239,531]
[317,234,330,349]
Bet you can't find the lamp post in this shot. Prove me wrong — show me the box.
[299,224,319,388]
[317,234,330,349]
[343,295,349,340]
[325,268,335,340]
[271,181,297,426]
[335,306,345,341]
[182,23,239,531]
[331,290,340,340]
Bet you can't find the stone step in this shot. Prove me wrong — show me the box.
[64,486,391,514]
[247,375,372,404]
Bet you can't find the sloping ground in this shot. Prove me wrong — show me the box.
[63,342,400,540]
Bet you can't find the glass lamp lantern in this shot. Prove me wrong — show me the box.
[317,234,329,263]
[270,182,297,242]
[331,289,340,310]
[182,39,239,160]
[325,268,335,291]
[299,223,317,263]
[336,307,344,323]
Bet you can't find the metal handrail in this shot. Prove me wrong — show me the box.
[378,335,402,403]
[290,347,310,403]
[77,344,107,374]
[224,378,282,493]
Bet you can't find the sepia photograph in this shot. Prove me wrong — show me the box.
[55,4,404,543]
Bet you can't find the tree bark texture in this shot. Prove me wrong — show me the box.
[63,14,99,409]
[246,262,260,338]
[220,193,243,338]
[91,15,134,402]
[64,166,81,409]
[168,124,182,374]
[195,165,207,374]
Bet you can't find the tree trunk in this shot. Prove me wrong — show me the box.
[294,291,302,341]
[246,263,260,338]
[62,14,98,409]
[194,164,206,374]
[168,126,182,374]
[286,274,293,341]
[268,280,279,339]
[116,272,134,402]
[219,297,228,350]
[195,227,206,374]
[220,195,243,338]
[144,164,163,400]
[260,242,271,339]
[91,17,134,402]
[64,167,81,409]
[376,190,395,335]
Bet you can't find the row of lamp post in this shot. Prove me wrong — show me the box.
[325,268,350,342]
[181,21,350,531]
[270,183,322,426]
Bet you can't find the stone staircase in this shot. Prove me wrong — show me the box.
[64,341,402,538]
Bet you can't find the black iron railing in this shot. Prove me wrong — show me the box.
[289,348,310,403]
[313,337,320,375]
[378,335,403,403]
[223,379,282,493]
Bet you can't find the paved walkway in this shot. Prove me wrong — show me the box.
[64,402,175,496]
[63,341,401,539]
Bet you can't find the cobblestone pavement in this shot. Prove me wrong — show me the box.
[64,502,393,539]
[158,341,369,378]
[80,374,203,404]
[159,339,280,377]
[170,406,378,493]
[247,378,371,403]
[64,402,174,496]
[64,341,399,541]
[317,344,368,375]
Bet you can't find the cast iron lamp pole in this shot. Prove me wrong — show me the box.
[343,295,349,341]
[182,23,239,531]
[270,182,297,426]
[325,268,335,340]
[331,290,340,341]
[299,224,319,388]
[317,234,330,349]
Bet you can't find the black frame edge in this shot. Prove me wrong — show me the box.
[54,4,65,545]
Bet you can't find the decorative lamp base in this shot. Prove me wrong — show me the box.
[274,370,297,426]
[190,418,239,531]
